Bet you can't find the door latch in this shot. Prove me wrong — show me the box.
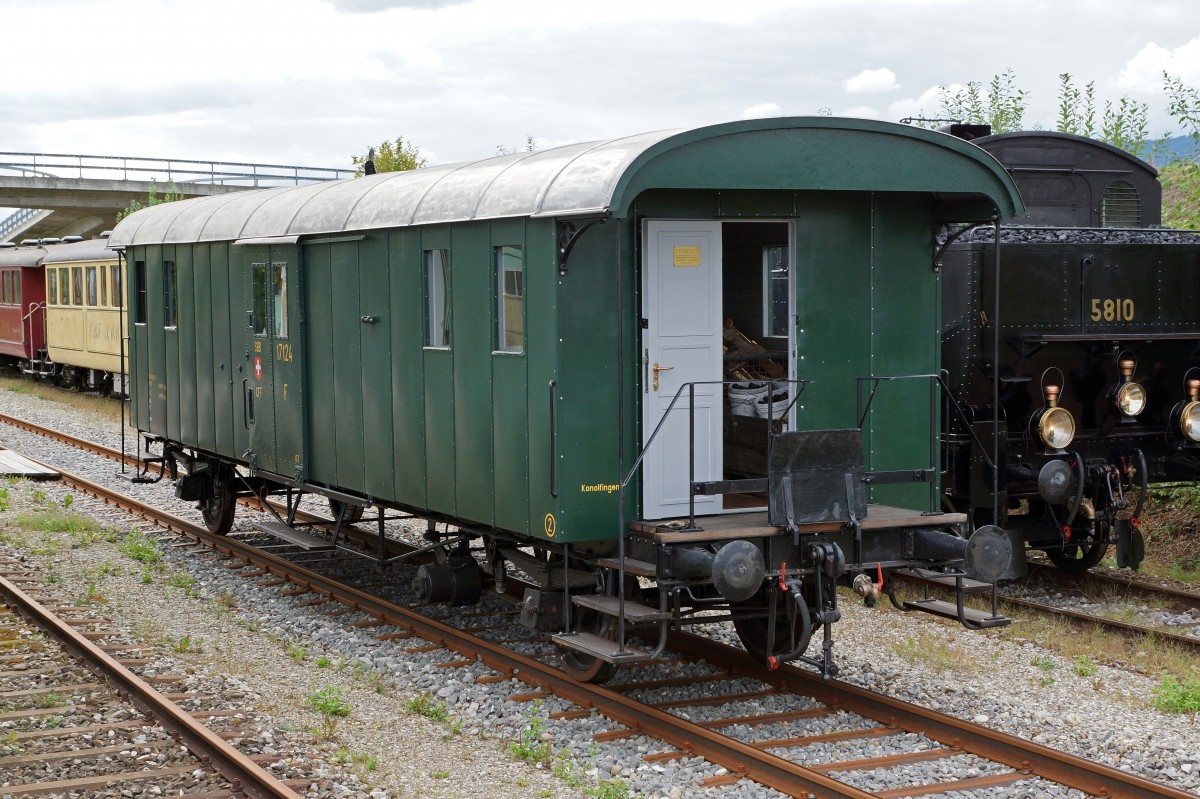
[653,362,674,392]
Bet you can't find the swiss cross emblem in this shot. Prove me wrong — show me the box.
[254,357,263,380]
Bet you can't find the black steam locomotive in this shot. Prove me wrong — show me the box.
[939,129,1200,575]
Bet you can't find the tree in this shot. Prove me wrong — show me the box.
[1057,73,1149,158]
[352,136,427,177]
[1161,72,1200,229]
[935,68,1028,133]
[495,134,538,157]
[116,178,184,221]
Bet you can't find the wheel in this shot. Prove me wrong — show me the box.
[200,468,236,536]
[328,497,364,524]
[1044,520,1109,573]
[732,590,814,660]
[556,606,619,684]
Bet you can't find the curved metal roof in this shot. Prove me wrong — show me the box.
[973,130,1159,176]
[0,245,46,268]
[42,237,118,264]
[109,117,1022,248]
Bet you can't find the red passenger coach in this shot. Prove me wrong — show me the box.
[0,242,47,363]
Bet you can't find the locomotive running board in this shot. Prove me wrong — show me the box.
[250,520,335,552]
[551,632,654,664]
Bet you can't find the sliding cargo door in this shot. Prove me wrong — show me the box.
[242,242,308,480]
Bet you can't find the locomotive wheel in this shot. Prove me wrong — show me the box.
[1045,520,1109,573]
[556,607,619,684]
[201,469,236,536]
[732,591,814,660]
[328,498,365,524]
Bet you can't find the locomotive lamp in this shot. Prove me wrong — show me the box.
[1170,377,1200,444]
[1035,384,1076,451]
[1112,357,1147,418]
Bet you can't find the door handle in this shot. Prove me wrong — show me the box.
[653,362,673,392]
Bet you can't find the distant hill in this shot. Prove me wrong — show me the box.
[1148,135,1198,165]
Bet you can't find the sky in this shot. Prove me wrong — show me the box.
[0,0,1198,171]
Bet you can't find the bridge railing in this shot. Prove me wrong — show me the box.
[0,209,49,242]
[0,152,354,185]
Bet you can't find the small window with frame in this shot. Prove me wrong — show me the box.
[425,249,450,348]
[72,267,83,306]
[47,269,57,306]
[134,261,147,323]
[163,261,178,328]
[12,271,19,305]
[2,271,10,305]
[111,264,122,308]
[86,266,98,307]
[272,263,288,338]
[762,245,789,339]
[495,245,524,353]
[252,263,269,337]
[99,263,108,307]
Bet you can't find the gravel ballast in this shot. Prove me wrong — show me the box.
[0,385,1197,799]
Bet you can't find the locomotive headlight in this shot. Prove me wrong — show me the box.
[1115,381,1147,416]
[1038,406,1076,450]
[1181,401,1200,443]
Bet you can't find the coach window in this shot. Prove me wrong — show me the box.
[86,266,98,307]
[134,261,147,324]
[99,264,108,307]
[2,272,10,304]
[13,271,20,304]
[425,249,450,348]
[71,267,83,306]
[272,263,288,338]
[163,261,178,328]
[47,269,57,306]
[495,245,524,353]
[763,245,788,338]
[251,263,269,337]
[111,264,122,308]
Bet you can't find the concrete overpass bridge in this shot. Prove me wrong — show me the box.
[0,152,354,242]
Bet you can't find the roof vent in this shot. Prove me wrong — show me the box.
[20,239,39,247]
[1101,180,1140,227]
[39,237,61,246]
[99,230,112,239]
[0,242,15,249]
[61,236,84,243]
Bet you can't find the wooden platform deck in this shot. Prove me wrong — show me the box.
[0,448,59,481]
[631,505,966,544]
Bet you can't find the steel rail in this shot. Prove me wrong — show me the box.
[0,573,300,799]
[3,412,1198,798]
[668,633,1199,799]
[1027,564,1200,614]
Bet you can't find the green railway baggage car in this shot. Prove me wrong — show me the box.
[110,117,1022,679]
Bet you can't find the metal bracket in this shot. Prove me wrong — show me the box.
[557,218,606,276]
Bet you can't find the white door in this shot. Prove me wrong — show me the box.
[642,221,724,519]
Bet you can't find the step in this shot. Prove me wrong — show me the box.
[551,632,654,664]
[250,521,334,551]
[892,568,994,595]
[595,557,657,578]
[572,594,670,623]
[903,598,1011,628]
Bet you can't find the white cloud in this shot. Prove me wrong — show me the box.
[1118,37,1200,91]
[740,102,783,119]
[844,68,899,94]
[837,106,882,120]
[887,84,954,124]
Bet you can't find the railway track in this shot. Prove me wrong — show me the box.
[0,558,301,798]
[0,411,1195,798]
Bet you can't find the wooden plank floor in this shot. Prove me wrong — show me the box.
[0,448,59,480]
[631,505,966,543]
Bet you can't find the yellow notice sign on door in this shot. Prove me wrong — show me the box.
[672,245,701,267]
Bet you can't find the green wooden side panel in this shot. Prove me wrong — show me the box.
[524,220,558,540]
[329,241,365,490]
[145,245,166,437]
[491,218,528,533]
[359,235,395,498]
[423,226,455,515]
[210,246,236,459]
[271,245,307,482]
[551,229,622,542]
[424,348,455,512]
[794,195,873,432]
[303,243,337,485]
[451,223,494,526]
[193,246,216,453]
[176,248,197,449]
[227,246,251,461]
[866,194,939,508]
[389,229,427,508]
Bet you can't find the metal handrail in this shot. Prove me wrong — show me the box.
[0,209,45,241]
[611,377,809,652]
[0,151,353,185]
